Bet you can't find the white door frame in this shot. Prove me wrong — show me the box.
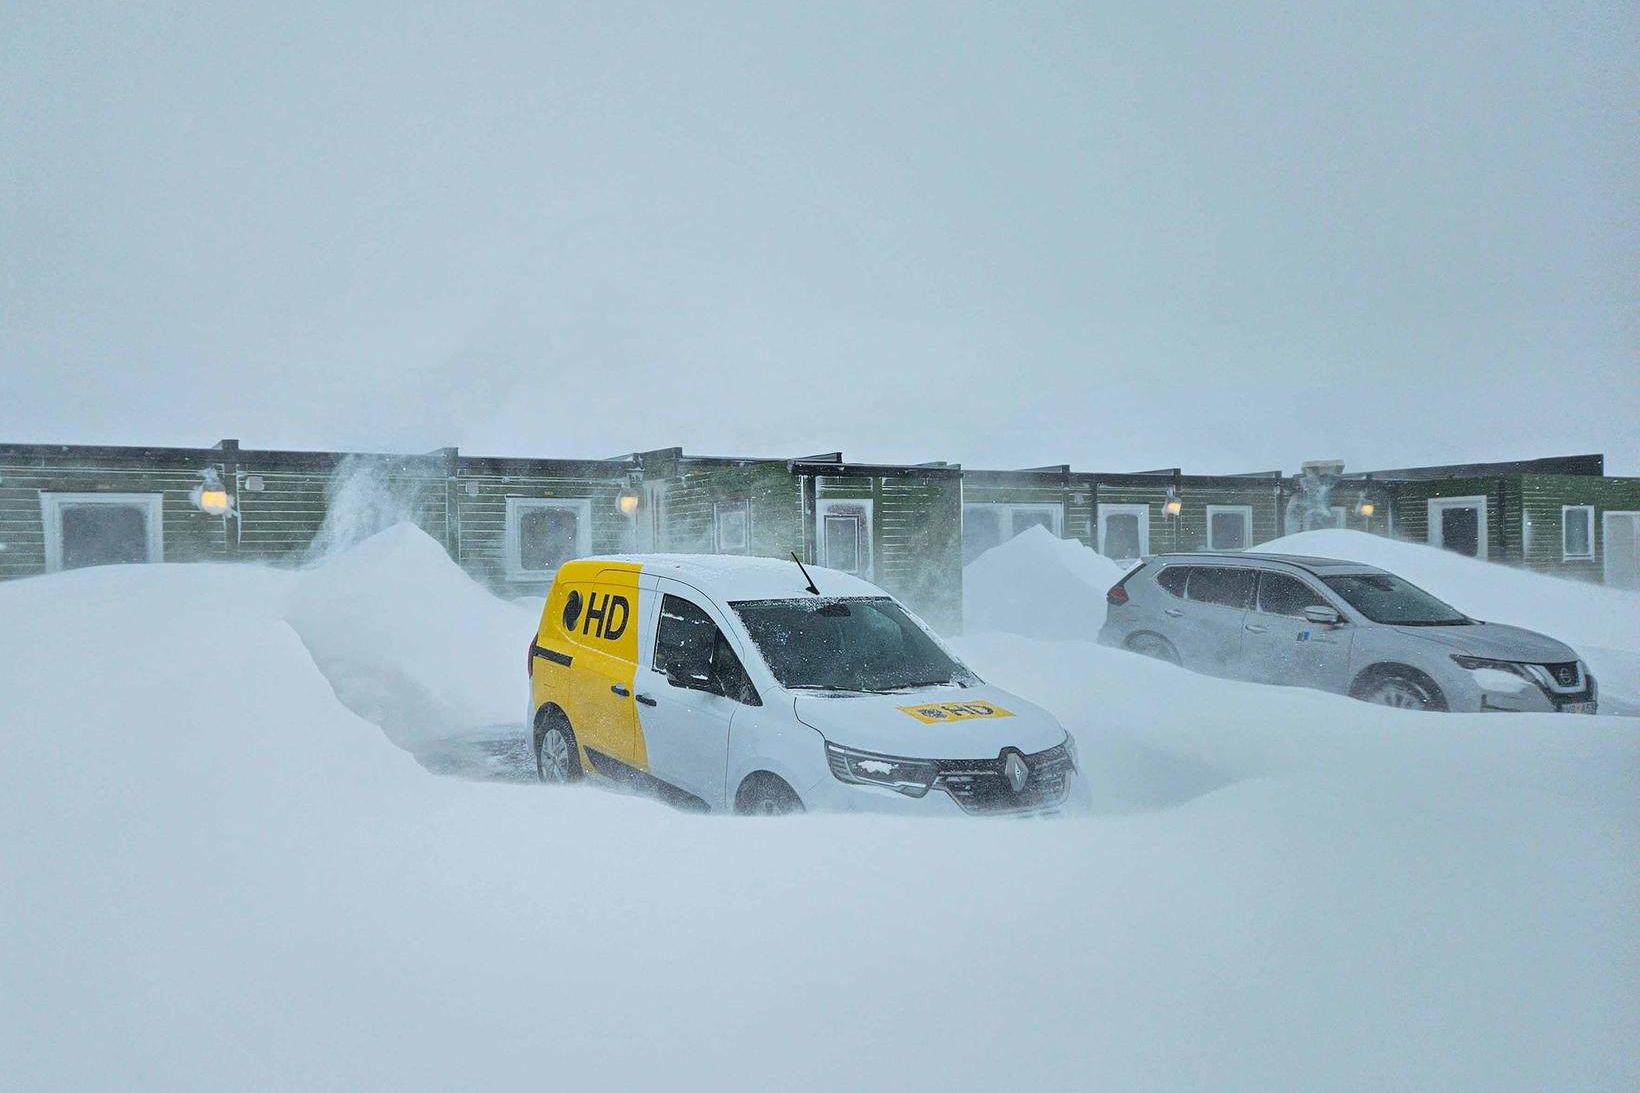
[1604,511,1640,588]
[1427,496,1489,560]
[39,492,164,572]
[1097,503,1150,560]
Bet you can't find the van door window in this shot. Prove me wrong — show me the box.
[1255,572,1328,618]
[654,594,760,705]
[1185,567,1255,608]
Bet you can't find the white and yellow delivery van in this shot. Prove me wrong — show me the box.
[526,554,1088,815]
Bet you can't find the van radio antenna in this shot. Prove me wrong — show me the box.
[790,552,820,595]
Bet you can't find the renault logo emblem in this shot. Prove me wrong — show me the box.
[1004,751,1030,794]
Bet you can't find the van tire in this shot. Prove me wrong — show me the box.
[1351,666,1448,712]
[536,708,583,783]
[1126,633,1181,666]
[735,773,804,816]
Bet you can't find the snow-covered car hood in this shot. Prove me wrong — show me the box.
[1393,621,1578,663]
[791,684,1066,759]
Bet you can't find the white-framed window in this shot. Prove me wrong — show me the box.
[1097,503,1150,561]
[504,497,591,581]
[1561,505,1595,561]
[817,498,872,578]
[961,501,1064,565]
[1329,506,1347,528]
[1428,496,1489,560]
[1206,505,1254,551]
[714,499,750,555]
[40,492,164,573]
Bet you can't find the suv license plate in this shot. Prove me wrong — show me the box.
[1561,701,1597,715]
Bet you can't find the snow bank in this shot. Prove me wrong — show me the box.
[2,536,1637,1090]
[286,523,538,750]
[963,525,1126,638]
[1258,530,1640,713]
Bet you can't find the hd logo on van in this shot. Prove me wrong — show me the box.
[563,589,631,642]
[897,701,1015,724]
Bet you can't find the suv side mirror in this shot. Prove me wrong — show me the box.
[1303,605,1342,626]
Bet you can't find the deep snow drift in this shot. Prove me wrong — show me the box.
[963,524,1126,639]
[3,527,1637,1091]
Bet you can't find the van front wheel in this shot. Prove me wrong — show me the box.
[735,773,804,816]
[536,712,583,783]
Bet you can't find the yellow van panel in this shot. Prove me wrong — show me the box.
[533,561,646,771]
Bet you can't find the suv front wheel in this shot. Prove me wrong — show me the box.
[1353,668,1447,712]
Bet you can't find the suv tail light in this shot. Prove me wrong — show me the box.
[1106,583,1129,606]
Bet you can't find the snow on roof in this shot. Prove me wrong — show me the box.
[584,552,887,601]
[1158,550,1383,572]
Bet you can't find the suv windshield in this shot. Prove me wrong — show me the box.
[731,596,976,692]
[1321,573,1471,626]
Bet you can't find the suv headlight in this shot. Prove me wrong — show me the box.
[1451,655,1550,687]
[1063,732,1080,772]
[825,742,937,798]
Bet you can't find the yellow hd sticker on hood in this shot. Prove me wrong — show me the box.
[897,701,1015,724]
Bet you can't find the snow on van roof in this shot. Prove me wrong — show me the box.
[580,553,887,601]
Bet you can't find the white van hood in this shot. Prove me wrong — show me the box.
[791,684,1066,760]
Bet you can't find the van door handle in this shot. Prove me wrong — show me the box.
[1163,608,1184,618]
[635,693,657,707]
[610,684,630,698]
[1244,624,1268,634]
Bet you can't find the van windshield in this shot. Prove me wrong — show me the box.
[731,597,977,693]
[1320,573,1472,626]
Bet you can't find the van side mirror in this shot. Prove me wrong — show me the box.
[1303,605,1342,626]
[666,660,720,694]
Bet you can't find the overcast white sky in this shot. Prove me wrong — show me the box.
[3,3,1635,473]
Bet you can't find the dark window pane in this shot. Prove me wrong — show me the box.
[962,507,1005,565]
[1156,566,1190,597]
[519,507,578,571]
[1210,511,1249,550]
[60,504,150,570]
[1186,566,1255,608]
[1011,509,1056,536]
[1256,572,1328,617]
[1440,507,1480,557]
[1563,510,1591,557]
[1103,514,1141,559]
[654,595,720,687]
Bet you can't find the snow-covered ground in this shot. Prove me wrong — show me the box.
[2,527,1637,1091]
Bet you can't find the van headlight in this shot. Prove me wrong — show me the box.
[824,742,938,798]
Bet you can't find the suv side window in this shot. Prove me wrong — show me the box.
[1156,566,1190,597]
[1185,566,1255,609]
[654,594,761,706]
[1256,572,1329,618]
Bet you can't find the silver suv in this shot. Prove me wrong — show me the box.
[1098,552,1598,714]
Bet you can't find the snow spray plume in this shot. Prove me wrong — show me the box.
[305,455,440,562]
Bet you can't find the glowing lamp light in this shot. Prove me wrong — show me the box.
[616,487,641,518]
[1356,500,1376,518]
[1163,488,1183,517]
[199,488,231,515]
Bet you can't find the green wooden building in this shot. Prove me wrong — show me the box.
[5,441,1636,625]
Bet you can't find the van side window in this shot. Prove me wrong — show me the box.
[654,594,761,706]
[1156,566,1190,597]
[1256,572,1328,618]
[1185,566,1255,609]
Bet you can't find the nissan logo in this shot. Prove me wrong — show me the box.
[1557,666,1575,685]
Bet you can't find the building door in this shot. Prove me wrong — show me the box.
[1428,496,1488,560]
[41,493,164,572]
[1605,512,1640,590]
[817,498,873,579]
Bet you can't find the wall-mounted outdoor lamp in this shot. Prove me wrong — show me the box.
[1355,497,1377,518]
[191,468,233,516]
[616,486,641,518]
[1163,487,1183,517]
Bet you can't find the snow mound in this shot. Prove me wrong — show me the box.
[1257,529,1640,713]
[286,522,539,751]
[963,525,1126,639]
[1,540,1637,1089]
